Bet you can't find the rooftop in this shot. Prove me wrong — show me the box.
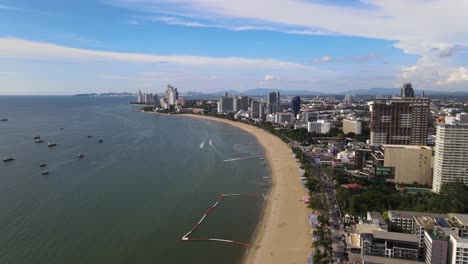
[449,213,468,225]
[362,255,424,264]
[389,210,447,220]
[372,230,419,243]
[382,144,431,150]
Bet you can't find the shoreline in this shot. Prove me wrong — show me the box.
[168,113,312,264]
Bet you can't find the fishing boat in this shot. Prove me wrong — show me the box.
[35,139,44,143]
[0,118,8,122]
[33,136,41,140]
[87,135,93,138]
[98,139,104,143]
[3,157,14,162]
[39,163,47,167]
[48,142,57,147]
[42,171,49,175]
[78,154,85,159]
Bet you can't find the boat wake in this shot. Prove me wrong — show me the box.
[200,135,208,149]
[224,155,262,162]
[209,139,216,151]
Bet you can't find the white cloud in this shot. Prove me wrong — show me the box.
[0,37,314,70]
[397,56,468,90]
[264,74,280,81]
[312,56,333,63]
[109,0,468,56]
[350,53,382,62]
[312,54,382,63]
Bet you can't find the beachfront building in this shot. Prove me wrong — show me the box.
[217,93,234,114]
[165,85,179,106]
[432,113,468,193]
[153,94,161,108]
[250,100,260,119]
[137,90,143,103]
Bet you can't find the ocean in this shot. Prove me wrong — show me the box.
[0,96,268,264]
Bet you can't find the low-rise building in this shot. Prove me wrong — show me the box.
[361,230,420,261]
[307,121,331,134]
[388,210,447,232]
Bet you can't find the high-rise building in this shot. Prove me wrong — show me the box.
[259,102,267,120]
[233,97,241,112]
[268,91,280,105]
[165,85,178,106]
[369,97,431,146]
[217,94,234,114]
[432,113,468,193]
[250,100,260,119]
[153,94,161,107]
[137,90,143,103]
[401,83,415,98]
[239,96,249,111]
[291,96,301,115]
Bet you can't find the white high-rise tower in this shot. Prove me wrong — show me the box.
[432,113,468,193]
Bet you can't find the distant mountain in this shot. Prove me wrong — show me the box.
[338,88,402,96]
[339,88,468,96]
[242,88,323,96]
[74,92,134,97]
[184,88,323,96]
[181,87,468,98]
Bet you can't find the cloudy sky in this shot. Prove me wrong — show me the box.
[1,0,467,95]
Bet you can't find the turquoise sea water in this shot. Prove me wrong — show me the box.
[0,96,268,264]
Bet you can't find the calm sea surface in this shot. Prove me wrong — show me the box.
[0,96,268,264]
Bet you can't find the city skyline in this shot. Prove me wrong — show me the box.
[1,0,468,95]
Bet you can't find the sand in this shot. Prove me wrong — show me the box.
[176,114,312,264]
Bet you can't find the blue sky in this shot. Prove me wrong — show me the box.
[1,0,467,95]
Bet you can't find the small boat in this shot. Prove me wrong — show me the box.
[42,171,49,175]
[33,136,41,140]
[48,142,57,147]
[35,139,44,143]
[3,157,14,162]
[263,176,270,179]
[78,154,85,159]
[40,163,47,167]
[98,139,104,143]
[261,163,267,166]
[0,118,8,122]
[87,135,93,138]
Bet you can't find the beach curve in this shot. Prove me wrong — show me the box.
[176,114,312,264]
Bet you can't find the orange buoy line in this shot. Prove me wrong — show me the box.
[181,193,263,247]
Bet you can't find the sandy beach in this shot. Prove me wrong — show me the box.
[176,114,312,264]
